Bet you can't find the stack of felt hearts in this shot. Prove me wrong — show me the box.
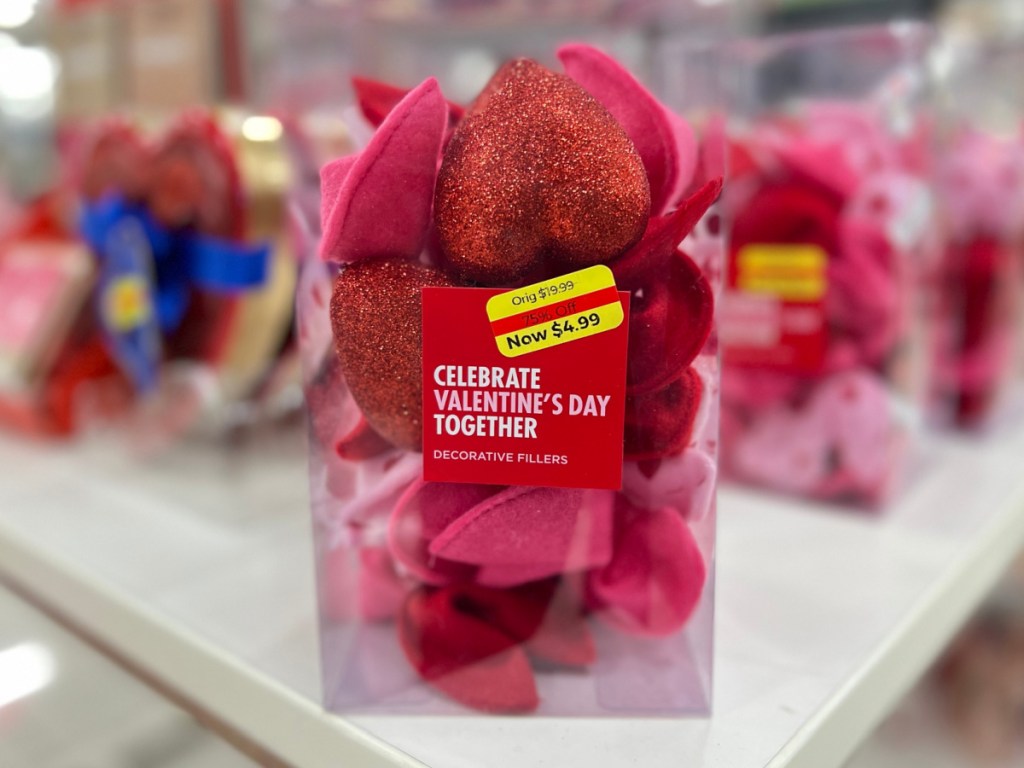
[304,45,722,714]
[719,103,932,507]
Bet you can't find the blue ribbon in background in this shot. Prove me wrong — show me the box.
[80,194,272,393]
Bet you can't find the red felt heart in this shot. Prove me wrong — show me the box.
[622,449,717,522]
[353,76,465,128]
[435,59,650,285]
[400,587,539,713]
[358,547,408,622]
[321,78,448,264]
[587,498,706,637]
[611,179,719,393]
[450,580,595,668]
[331,258,454,450]
[624,367,704,460]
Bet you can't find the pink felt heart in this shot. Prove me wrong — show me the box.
[474,562,570,589]
[622,449,717,522]
[330,452,423,525]
[809,371,894,490]
[731,406,830,495]
[321,545,357,621]
[721,368,802,411]
[358,547,408,622]
[587,498,706,637]
[765,135,859,200]
[559,43,696,214]
[352,76,465,128]
[388,480,487,585]
[320,78,448,264]
[831,217,901,367]
[429,487,615,581]
[399,587,539,713]
[665,109,700,205]
[319,155,357,244]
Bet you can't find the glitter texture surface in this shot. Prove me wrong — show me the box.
[435,59,651,286]
[331,258,454,450]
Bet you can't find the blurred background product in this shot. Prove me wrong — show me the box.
[0,0,303,446]
[718,22,935,508]
[928,18,1024,430]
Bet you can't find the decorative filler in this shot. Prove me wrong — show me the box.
[720,102,933,506]
[303,44,722,714]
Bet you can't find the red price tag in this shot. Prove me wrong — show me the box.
[422,276,629,491]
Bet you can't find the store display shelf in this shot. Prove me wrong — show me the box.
[0,426,1022,768]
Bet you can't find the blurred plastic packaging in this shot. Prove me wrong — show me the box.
[298,3,721,716]
[719,24,936,508]
[930,36,1024,430]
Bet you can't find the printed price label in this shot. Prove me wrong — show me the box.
[103,275,152,331]
[722,244,828,374]
[422,279,630,490]
[486,265,625,358]
[734,244,826,301]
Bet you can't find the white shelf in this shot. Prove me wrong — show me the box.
[0,424,1023,768]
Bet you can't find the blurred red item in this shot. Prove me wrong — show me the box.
[932,130,1024,429]
[0,196,127,437]
[78,119,151,203]
[720,105,927,508]
[148,111,246,366]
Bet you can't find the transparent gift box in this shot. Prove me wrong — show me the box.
[296,2,723,716]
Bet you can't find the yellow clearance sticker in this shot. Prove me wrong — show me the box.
[736,244,827,302]
[103,275,153,332]
[486,265,625,358]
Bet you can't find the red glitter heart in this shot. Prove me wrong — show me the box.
[435,59,651,285]
[624,367,704,460]
[400,587,539,713]
[559,44,696,214]
[330,258,454,450]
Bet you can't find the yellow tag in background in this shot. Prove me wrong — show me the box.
[736,244,827,302]
[486,265,625,358]
[104,275,152,332]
